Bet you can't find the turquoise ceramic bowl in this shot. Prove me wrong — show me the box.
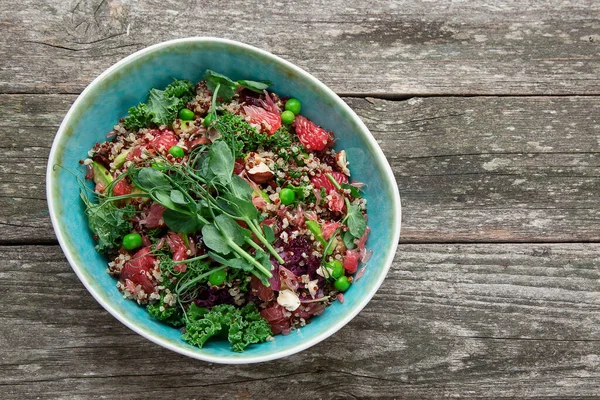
[46,38,401,363]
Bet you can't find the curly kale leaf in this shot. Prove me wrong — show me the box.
[182,304,272,352]
[123,79,195,130]
[164,79,196,99]
[182,304,234,348]
[123,103,153,131]
[147,293,184,328]
[215,112,292,159]
[80,193,136,253]
[228,304,272,352]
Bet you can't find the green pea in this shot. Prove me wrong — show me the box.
[279,188,295,205]
[168,145,185,158]
[178,108,195,121]
[122,233,142,250]
[326,260,344,279]
[209,269,227,286]
[285,98,302,115]
[202,113,215,127]
[281,110,295,125]
[334,276,351,292]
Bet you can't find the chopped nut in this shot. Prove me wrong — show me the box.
[336,150,350,175]
[247,162,275,183]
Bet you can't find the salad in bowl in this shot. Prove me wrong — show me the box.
[47,37,400,363]
[80,70,370,352]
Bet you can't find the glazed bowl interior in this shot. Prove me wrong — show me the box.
[47,38,401,363]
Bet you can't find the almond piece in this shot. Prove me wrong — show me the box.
[247,162,275,183]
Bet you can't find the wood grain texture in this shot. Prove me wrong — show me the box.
[351,95,600,242]
[0,94,73,242]
[2,94,599,243]
[2,2,600,396]
[1,0,599,95]
[1,244,599,399]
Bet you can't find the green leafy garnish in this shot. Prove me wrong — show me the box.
[230,174,254,200]
[136,167,171,190]
[201,70,274,141]
[236,79,271,93]
[343,198,367,238]
[263,224,275,244]
[214,112,292,159]
[147,293,184,327]
[204,70,237,102]
[187,303,209,320]
[202,215,243,256]
[209,141,235,184]
[182,304,272,352]
[80,193,136,253]
[126,141,284,280]
[325,173,366,239]
[123,79,195,130]
[202,215,271,278]
[204,70,272,103]
[341,182,361,198]
[162,209,202,233]
[343,230,357,249]
[124,105,153,131]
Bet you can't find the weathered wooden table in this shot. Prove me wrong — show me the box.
[2,1,599,398]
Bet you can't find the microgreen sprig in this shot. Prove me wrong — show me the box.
[326,173,366,239]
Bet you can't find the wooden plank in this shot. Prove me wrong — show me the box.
[1,244,599,398]
[350,95,600,242]
[0,94,74,242]
[1,94,599,243]
[1,1,599,95]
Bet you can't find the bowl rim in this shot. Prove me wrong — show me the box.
[46,37,402,364]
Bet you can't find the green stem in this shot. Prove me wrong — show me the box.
[176,266,226,295]
[342,197,352,224]
[228,240,272,278]
[170,254,210,265]
[188,145,209,169]
[187,170,208,185]
[178,296,189,323]
[247,219,285,264]
[163,174,198,205]
[326,173,342,191]
[321,228,341,264]
[245,237,262,251]
[147,192,195,216]
[196,213,210,225]
[211,84,220,113]
[96,193,152,204]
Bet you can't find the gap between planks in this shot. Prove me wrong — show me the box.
[3,239,600,247]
